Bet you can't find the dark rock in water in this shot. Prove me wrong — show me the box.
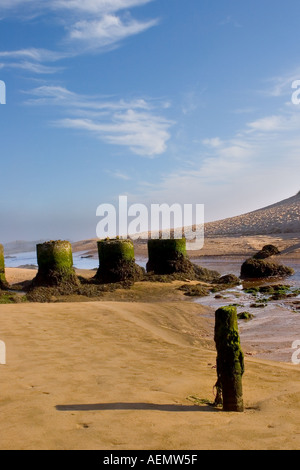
[240,258,294,279]
[253,244,280,259]
[216,274,241,286]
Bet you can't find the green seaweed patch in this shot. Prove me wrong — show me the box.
[243,287,260,295]
[243,284,300,301]
[178,284,210,297]
[25,280,132,303]
[145,264,220,284]
[256,297,269,304]
[216,274,241,287]
[237,311,255,321]
[0,292,27,304]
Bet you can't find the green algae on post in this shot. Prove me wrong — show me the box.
[146,238,220,281]
[0,244,8,289]
[95,239,144,284]
[32,240,80,288]
[146,239,188,275]
[214,306,244,412]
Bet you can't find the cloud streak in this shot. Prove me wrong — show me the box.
[0,0,158,72]
[26,85,174,157]
[133,95,300,219]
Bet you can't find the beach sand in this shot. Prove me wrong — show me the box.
[1,268,300,450]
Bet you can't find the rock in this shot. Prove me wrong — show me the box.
[240,258,294,279]
[237,312,255,320]
[178,284,210,297]
[253,244,280,259]
[216,274,241,286]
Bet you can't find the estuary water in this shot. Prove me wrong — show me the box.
[5,251,148,271]
[193,256,300,364]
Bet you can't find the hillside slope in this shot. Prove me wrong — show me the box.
[204,192,300,236]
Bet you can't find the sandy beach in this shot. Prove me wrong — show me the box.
[0,265,300,450]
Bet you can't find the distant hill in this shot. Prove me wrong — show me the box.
[4,193,299,257]
[73,193,300,255]
[203,192,300,237]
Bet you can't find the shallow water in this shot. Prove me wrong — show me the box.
[5,251,99,270]
[5,251,149,271]
[192,256,300,285]
[191,256,300,364]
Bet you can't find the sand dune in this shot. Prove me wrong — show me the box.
[71,193,300,260]
[204,192,300,236]
[0,295,300,450]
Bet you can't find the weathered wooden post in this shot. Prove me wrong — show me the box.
[33,240,79,287]
[95,239,144,284]
[214,306,244,412]
[0,244,8,289]
[146,238,188,274]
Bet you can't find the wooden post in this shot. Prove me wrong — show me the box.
[95,239,143,284]
[33,240,79,287]
[214,306,244,412]
[146,239,188,274]
[0,244,8,289]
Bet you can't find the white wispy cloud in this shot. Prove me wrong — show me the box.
[106,169,131,180]
[0,0,158,72]
[26,85,174,157]
[0,0,153,15]
[51,0,153,14]
[68,14,158,49]
[0,60,62,74]
[133,97,300,219]
[202,137,223,148]
[0,48,68,62]
[260,67,300,98]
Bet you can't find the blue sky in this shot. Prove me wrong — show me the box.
[1,0,300,243]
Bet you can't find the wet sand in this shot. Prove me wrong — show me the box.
[1,264,300,450]
[0,299,300,450]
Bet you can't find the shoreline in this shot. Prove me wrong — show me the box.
[3,264,300,365]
